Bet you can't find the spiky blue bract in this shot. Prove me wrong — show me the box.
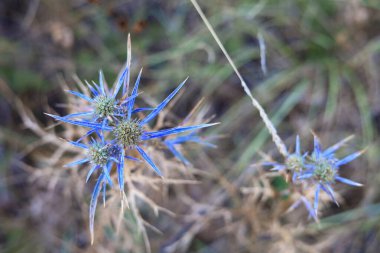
[89,169,109,245]
[86,165,99,183]
[287,196,318,222]
[117,149,125,191]
[136,145,162,177]
[127,68,142,120]
[64,158,90,168]
[164,132,216,165]
[140,77,188,125]
[141,123,218,140]
[46,113,112,131]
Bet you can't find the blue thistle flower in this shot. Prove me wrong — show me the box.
[48,68,135,127]
[64,137,116,186]
[50,69,217,179]
[47,44,218,244]
[266,134,364,220]
[265,135,307,182]
[299,135,364,215]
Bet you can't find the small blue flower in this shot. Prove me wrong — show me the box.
[299,135,364,215]
[265,135,306,182]
[65,136,116,185]
[266,134,364,220]
[48,69,134,127]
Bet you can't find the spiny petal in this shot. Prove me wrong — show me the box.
[141,78,188,125]
[336,150,365,167]
[113,67,128,98]
[287,198,302,213]
[102,165,113,187]
[65,90,93,102]
[68,141,88,149]
[321,184,339,206]
[323,135,354,157]
[313,135,322,159]
[142,123,218,140]
[99,70,106,94]
[132,107,154,114]
[61,111,93,120]
[90,173,105,245]
[296,135,300,155]
[86,165,100,183]
[165,142,190,165]
[136,145,162,176]
[166,133,199,144]
[270,165,287,171]
[76,129,96,143]
[96,128,105,143]
[301,196,318,222]
[117,149,125,191]
[314,184,321,215]
[125,156,140,162]
[292,172,298,182]
[64,158,89,167]
[46,113,112,130]
[123,34,132,95]
[128,68,143,120]
[91,80,102,94]
[120,92,140,105]
[298,173,313,180]
[335,176,363,187]
[167,133,217,148]
[85,81,99,96]
[102,182,107,207]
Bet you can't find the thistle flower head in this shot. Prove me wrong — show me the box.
[265,135,306,182]
[88,142,112,166]
[47,69,131,127]
[266,134,364,220]
[299,135,364,216]
[113,119,143,147]
[93,95,116,119]
[311,156,337,183]
[285,153,304,173]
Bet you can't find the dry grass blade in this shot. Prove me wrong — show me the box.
[190,0,288,157]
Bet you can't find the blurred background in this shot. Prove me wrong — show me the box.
[0,0,380,252]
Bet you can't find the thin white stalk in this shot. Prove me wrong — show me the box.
[190,0,288,157]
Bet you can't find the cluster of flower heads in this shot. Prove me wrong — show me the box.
[47,55,217,243]
[267,134,364,220]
